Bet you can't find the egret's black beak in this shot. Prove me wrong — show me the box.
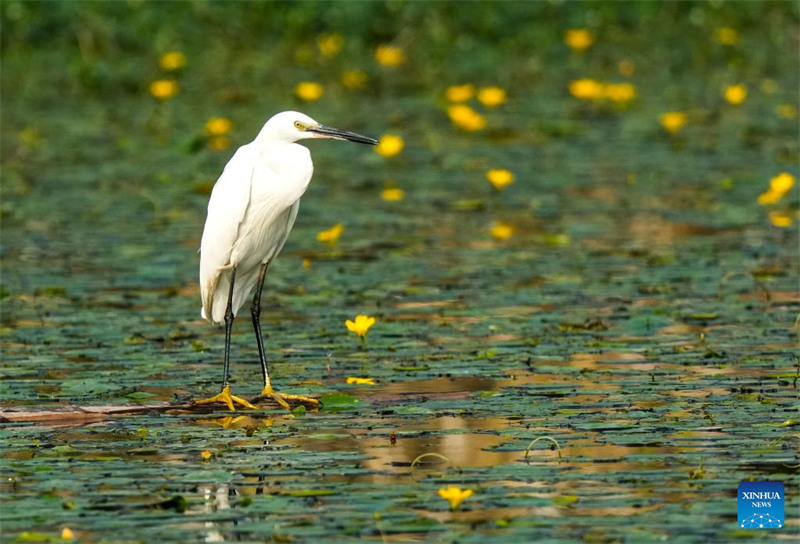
[307,124,378,145]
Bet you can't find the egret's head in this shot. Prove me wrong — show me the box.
[262,111,378,146]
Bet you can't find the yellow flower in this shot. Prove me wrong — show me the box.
[341,70,368,89]
[445,84,475,103]
[205,117,232,137]
[757,172,795,205]
[346,377,375,385]
[568,78,604,100]
[489,221,514,240]
[295,81,324,102]
[564,29,593,51]
[302,258,312,269]
[487,169,514,191]
[438,486,473,511]
[758,191,782,206]
[381,188,405,202]
[62,528,75,540]
[159,51,186,71]
[768,211,793,228]
[659,112,688,134]
[345,314,376,346]
[149,79,179,100]
[317,33,343,57]
[477,86,507,108]
[715,27,738,45]
[375,134,404,158]
[776,104,797,119]
[316,223,344,247]
[604,82,636,103]
[758,173,795,205]
[375,45,405,67]
[201,449,213,460]
[447,105,486,131]
[208,136,230,151]
[724,84,747,105]
[769,172,795,195]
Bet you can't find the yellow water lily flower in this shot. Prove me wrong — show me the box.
[477,86,507,108]
[776,104,797,119]
[346,314,375,338]
[438,486,473,511]
[159,51,186,71]
[381,188,405,202]
[205,117,233,137]
[375,134,404,158]
[487,169,514,191]
[724,84,747,105]
[564,28,593,51]
[445,84,475,103]
[296,81,324,102]
[447,104,486,131]
[149,79,179,100]
[375,45,405,67]
[769,172,795,195]
[758,172,795,205]
[346,314,376,348]
[758,191,782,206]
[659,112,688,134]
[318,33,343,57]
[346,377,375,385]
[715,27,738,45]
[201,449,213,460]
[568,78,604,100]
[489,221,514,240]
[341,70,368,89]
[316,223,344,247]
[768,211,793,228]
[604,83,636,103]
[61,528,75,540]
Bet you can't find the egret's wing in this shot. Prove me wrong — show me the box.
[200,146,310,323]
[199,146,256,322]
[223,199,300,319]
[232,195,300,266]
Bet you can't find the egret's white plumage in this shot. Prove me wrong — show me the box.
[195,110,377,411]
[200,113,314,324]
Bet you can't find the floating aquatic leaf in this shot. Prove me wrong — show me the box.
[284,489,338,497]
[320,393,361,412]
[392,365,430,372]
[553,495,579,506]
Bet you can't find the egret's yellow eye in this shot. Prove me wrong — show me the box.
[294,121,305,130]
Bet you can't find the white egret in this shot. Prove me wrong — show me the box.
[196,111,377,411]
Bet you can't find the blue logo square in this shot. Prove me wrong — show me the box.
[738,481,784,529]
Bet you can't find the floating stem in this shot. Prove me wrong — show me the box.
[524,436,563,461]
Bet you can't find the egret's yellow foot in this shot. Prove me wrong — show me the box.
[253,385,320,410]
[195,385,258,411]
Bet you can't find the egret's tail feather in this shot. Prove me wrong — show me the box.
[201,266,259,325]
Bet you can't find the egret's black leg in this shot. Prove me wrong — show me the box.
[251,262,270,386]
[249,262,319,410]
[196,267,257,411]
[221,267,237,388]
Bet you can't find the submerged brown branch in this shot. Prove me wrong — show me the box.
[0,398,299,425]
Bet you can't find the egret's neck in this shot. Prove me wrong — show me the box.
[254,134,313,190]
